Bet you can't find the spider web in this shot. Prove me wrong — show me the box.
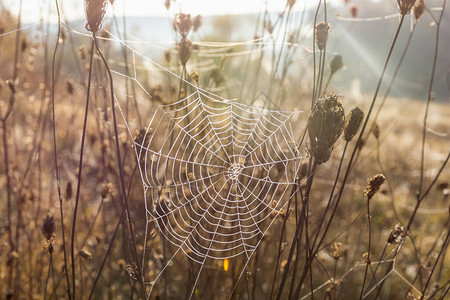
[134,89,302,263]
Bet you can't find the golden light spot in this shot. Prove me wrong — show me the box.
[223,259,229,271]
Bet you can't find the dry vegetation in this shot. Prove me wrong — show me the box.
[0,0,449,299]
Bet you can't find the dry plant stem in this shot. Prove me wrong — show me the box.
[293,15,406,300]
[2,0,22,291]
[88,161,138,299]
[268,187,296,299]
[420,231,450,299]
[311,0,321,106]
[275,161,317,300]
[359,197,372,300]
[70,38,94,300]
[44,253,53,300]
[419,0,446,196]
[51,1,71,297]
[364,151,450,299]
[93,34,146,297]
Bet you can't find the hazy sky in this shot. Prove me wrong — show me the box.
[4,0,348,22]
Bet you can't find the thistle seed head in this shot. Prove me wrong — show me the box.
[414,0,425,20]
[178,38,193,66]
[330,54,344,74]
[315,22,331,51]
[85,0,109,33]
[350,5,358,18]
[397,0,417,16]
[42,215,55,240]
[344,107,364,142]
[175,13,192,38]
[308,93,345,164]
[364,174,386,200]
[193,15,202,32]
[328,242,345,260]
[388,223,407,244]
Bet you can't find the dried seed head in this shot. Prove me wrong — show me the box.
[42,215,55,240]
[164,49,172,63]
[344,107,364,142]
[66,79,74,95]
[65,181,73,200]
[79,249,92,260]
[21,37,29,52]
[265,19,274,34]
[397,0,416,15]
[79,45,87,60]
[315,22,331,51]
[413,0,425,20]
[175,13,192,37]
[178,38,193,66]
[101,182,113,199]
[287,0,296,9]
[372,123,380,139]
[328,242,345,260]
[308,93,345,164]
[165,0,171,10]
[364,174,386,200]
[388,223,407,244]
[330,54,344,74]
[85,0,109,33]
[193,15,202,31]
[350,5,358,18]
[190,70,199,83]
[361,252,372,264]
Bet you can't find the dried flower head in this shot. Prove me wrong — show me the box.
[265,19,274,34]
[328,242,345,259]
[165,0,171,10]
[190,70,199,83]
[413,0,425,20]
[85,0,109,33]
[65,181,73,200]
[330,54,344,74]
[361,252,372,263]
[175,13,192,37]
[315,22,331,50]
[397,0,416,15]
[79,45,87,60]
[42,215,55,240]
[350,5,358,18]
[193,15,202,31]
[344,107,364,142]
[388,223,407,244]
[178,38,193,66]
[79,249,92,260]
[66,79,74,95]
[164,49,172,63]
[372,123,380,139]
[364,174,386,199]
[287,0,296,9]
[308,93,345,164]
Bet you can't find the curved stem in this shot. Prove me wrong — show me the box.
[51,0,71,297]
[93,33,146,298]
[70,38,95,300]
